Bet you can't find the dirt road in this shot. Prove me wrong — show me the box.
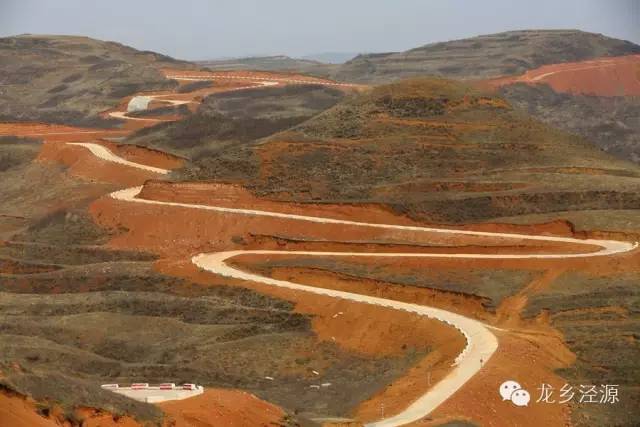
[66,141,638,426]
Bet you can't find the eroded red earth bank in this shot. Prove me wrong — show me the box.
[487,54,640,96]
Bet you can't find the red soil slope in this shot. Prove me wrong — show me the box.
[0,122,126,143]
[487,54,640,96]
[0,391,143,427]
[0,388,286,427]
[160,389,286,427]
[93,179,612,426]
[0,392,55,427]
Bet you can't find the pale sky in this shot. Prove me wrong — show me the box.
[1,0,638,60]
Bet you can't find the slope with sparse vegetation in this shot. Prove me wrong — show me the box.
[164,77,640,223]
[334,30,640,82]
[0,34,195,127]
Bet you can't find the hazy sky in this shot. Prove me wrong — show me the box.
[1,0,638,60]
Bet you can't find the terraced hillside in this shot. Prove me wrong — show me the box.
[0,35,195,127]
[1,133,433,425]
[1,68,433,425]
[161,77,640,225]
[334,30,640,83]
[2,29,639,427]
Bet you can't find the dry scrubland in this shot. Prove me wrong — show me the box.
[248,257,535,310]
[331,29,640,168]
[499,83,640,163]
[197,55,337,78]
[196,30,640,85]
[136,77,640,224]
[523,272,640,427]
[0,35,194,127]
[126,84,346,178]
[124,75,640,425]
[333,30,640,83]
[1,30,640,426]
[0,186,425,423]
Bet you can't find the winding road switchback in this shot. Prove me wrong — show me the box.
[67,106,637,426]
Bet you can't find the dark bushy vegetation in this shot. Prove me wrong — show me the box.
[176,80,213,93]
[200,78,640,224]
[127,104,190,118]
[0,136,41,172]
[500,83,640,164]
[126,84,345,181]
[524,272,640,427]
[0,34,193,127]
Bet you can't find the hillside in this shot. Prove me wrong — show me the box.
[120,76,640,426]
[161,78,640,224]
[499,83,640,163]
[1,28,639,426]
[333,30,640,83]
[0,34,195,127]
[198,55,337,77]
[302,52,359,64]
[483,54,640,164]
[126,83,346,163]
[488,54,640,97]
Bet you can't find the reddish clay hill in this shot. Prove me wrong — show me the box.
[488,54,640,97]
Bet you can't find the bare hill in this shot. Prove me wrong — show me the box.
[0,34,195,127]
[334,30,640,83]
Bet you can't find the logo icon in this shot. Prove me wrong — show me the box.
[499,380,530,407]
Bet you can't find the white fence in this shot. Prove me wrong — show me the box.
[101,383,204,403]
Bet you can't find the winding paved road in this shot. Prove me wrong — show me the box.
[67,143,170,174]
[69,125,637,426]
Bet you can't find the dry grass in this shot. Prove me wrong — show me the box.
[525,272,640,426]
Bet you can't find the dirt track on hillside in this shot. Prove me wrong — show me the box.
[94,184,636,427]
[487,54,640,96]
[3,66,637,426]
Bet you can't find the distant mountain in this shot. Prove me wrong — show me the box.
[333,30,640,83]
[197,55,338,78]
[0,34,196,127]
[301,52,359,64]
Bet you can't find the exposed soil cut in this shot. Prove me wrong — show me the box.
[488,54,640,97]
[0,122,126,143]
[37,141,161,186]
[159,389,286,427]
